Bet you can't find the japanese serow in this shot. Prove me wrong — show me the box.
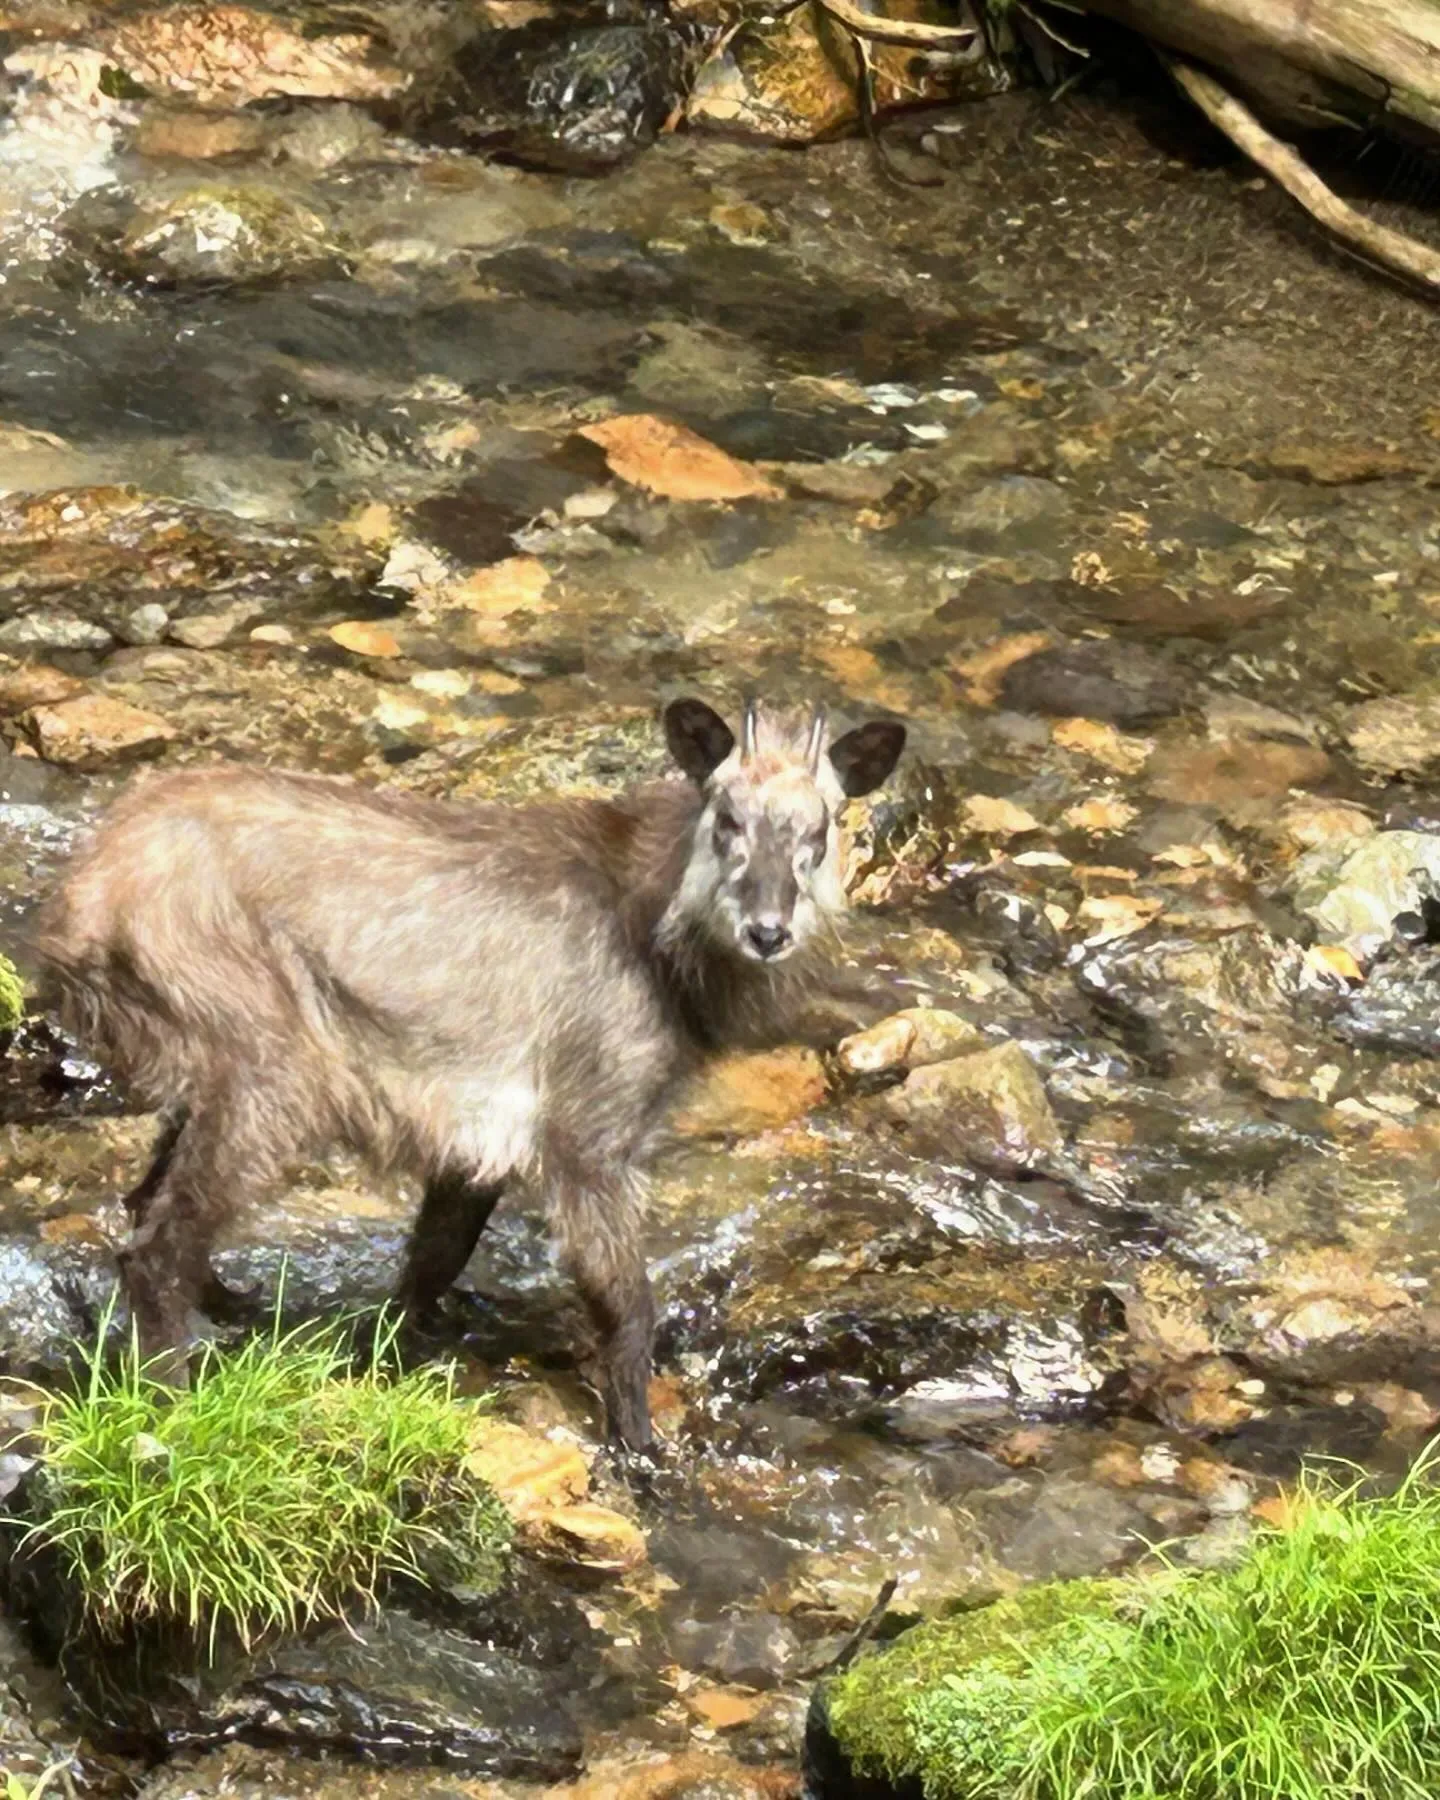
[32,698,905,1449]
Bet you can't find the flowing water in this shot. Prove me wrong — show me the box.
[3,24,1440,1797]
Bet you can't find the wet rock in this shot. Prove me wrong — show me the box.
[672,1048,827,1139]
[99,6,406,106]
[430,14,706,173]
[46,1609,582,1776]
[73,179,338,287]
[1052,715,1152,775]
[961,793,1041,838]
[1186,1244,1434,1393]
[0,488,376,634]
[461,1418,644,1571]
[556,1753,801,1799]
[1239,439,1427,485]
[117,603,170,646]
[1292,831,1440,960]
[1332,942,1440,1055]
[836,1008,983,1078]
[0,610,112,653]
[9,693,175,769]
[1345,695,1440,776]
[463,1419,589,1520]
[1144,1355,1257,1433]
[686,0,990,143]
[0,1236,104,1377]
[929,474,1070,546]
[999,640,1187,728]
[530,1500,648,1574]
[271,104,387,173]
[999,1475,1148,1581]
[362,164,573,267]
[685,7,855,142]
[1218,1401,1388,1480]
[948,872,1065,977]
[168,601,264,649]
[327,619,400,659]
[1073,928,1306,1079]
[672,1613,799,1690]
[883,1042,1061,1170]
[1204,694,1317,746]
[133,104,270,161]
[0,663,86,716]
[1270,797,1375,855]
[0,1617,76,1796]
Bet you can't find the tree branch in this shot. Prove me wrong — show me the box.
[1167,56,1440,296]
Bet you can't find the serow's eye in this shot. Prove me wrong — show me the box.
[807,823,829,859]
[713,806,741,843]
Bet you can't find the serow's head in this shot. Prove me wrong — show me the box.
[663,696,906,964]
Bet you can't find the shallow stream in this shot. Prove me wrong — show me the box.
[4,18,1440,1797]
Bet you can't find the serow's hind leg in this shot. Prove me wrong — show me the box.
[546,1151,655,1452]
[395,1171,506,1318]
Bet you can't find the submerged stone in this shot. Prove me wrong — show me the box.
[1345,695,1440,776]
[883,1041,1061,1169]
[999,640,1186,728]
[72,179,339,287]
[672,1047,828,1139]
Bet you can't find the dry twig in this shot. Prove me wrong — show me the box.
[815,0,980,52]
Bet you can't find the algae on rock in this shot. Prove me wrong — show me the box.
[0,954,22,1032]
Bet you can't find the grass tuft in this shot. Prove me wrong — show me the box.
[21,1310,512,1651]
[828,1445,1440,1800]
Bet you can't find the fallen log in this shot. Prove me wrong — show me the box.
[1074,0,1440,137]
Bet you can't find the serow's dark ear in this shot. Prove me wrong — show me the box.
[665,698,736,785]
[828,720,906,797]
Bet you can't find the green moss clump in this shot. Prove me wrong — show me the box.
[827,1580,1128,1797]
[26,1316,512,1650]
[0,953,23,1032]
[827,1450,1440,1799]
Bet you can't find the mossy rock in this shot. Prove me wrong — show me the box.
[0,952,22,1033]
[70,180,341,287]
[807,1459,1440,1800]
[810,1580,1126,1798]
[20,1317,513,1646]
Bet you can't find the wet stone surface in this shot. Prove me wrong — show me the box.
[4,16,1440,1796]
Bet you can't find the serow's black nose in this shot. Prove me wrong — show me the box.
[746,922,791,959]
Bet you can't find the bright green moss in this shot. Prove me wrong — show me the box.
[0,954,23,1032]
[827,1451,1440,1800]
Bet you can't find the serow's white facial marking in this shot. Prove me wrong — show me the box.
[662,698,907,964]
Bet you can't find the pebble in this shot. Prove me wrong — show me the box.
[13,693,176,768]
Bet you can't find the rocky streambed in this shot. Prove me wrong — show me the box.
[3,4,1440,1795]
